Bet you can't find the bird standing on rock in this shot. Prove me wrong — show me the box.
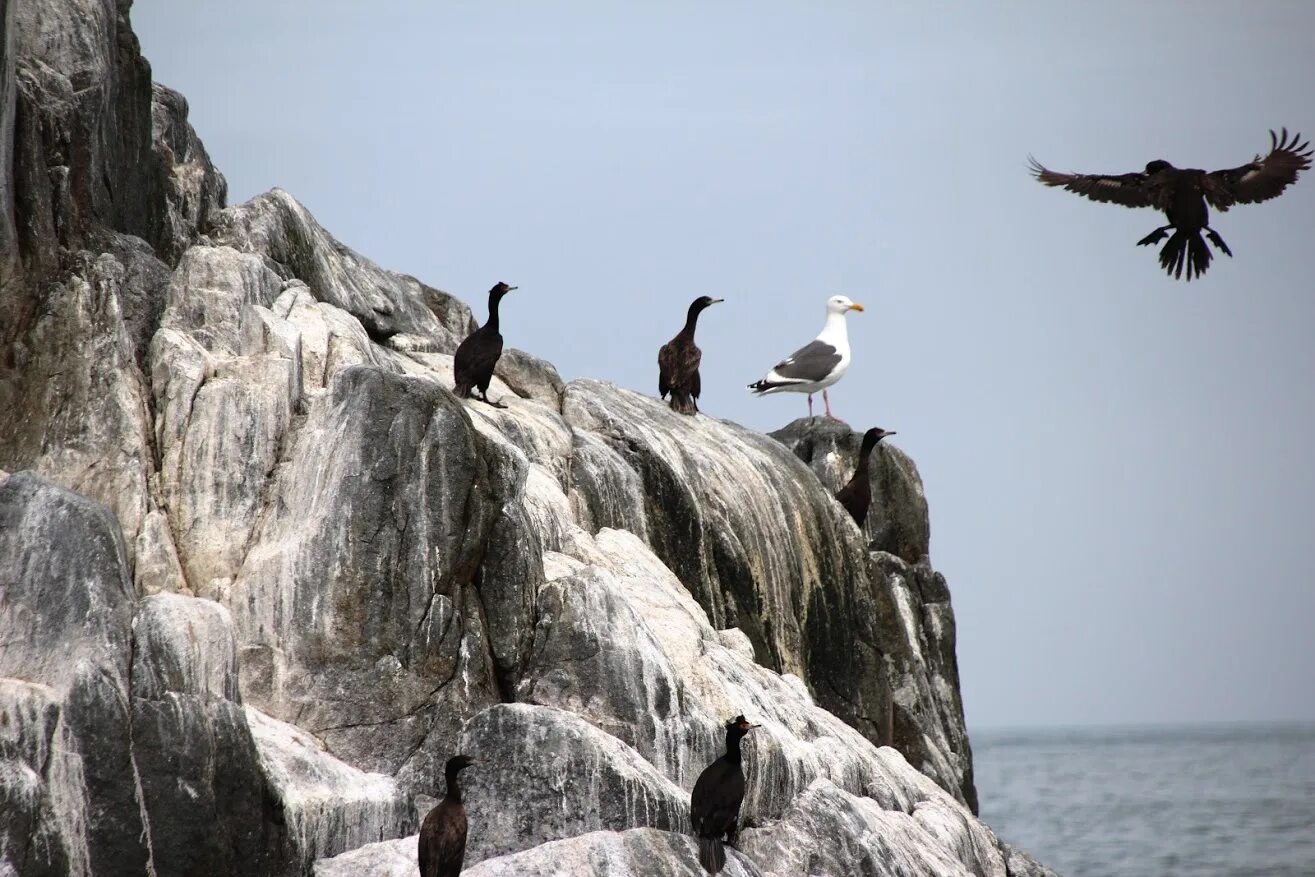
[453,282,517,406]
[835,427,896,527]
[659,295,723,415]
[748,295,864,421]
[690,715,759,874]
[418,754,476,877]
[1029,129,1312,281]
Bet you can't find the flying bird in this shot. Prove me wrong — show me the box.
[418,754,476,877]
[658,295,723,415]
[690,715,759,874]
[748,295,864,420]
[453,282,517,406]
[1029,129,1312,281]
[835,427,897,527]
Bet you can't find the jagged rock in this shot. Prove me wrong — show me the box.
[150,83,227,262]
[315,829,763,877]
[247,707,412,871]
[0,253,157,551]
[495,347,566,407]
[129,594,279,875]
[459,703,690,864]
[560,381,894,756]
[0,472,147,875]
[0,2,1052,873]
[772,416,931,563]
[208,189,471,347]
[740,779,994,877]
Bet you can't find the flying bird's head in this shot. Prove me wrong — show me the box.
[490,281,518,298]
[1144,160,1173,174]
[691,295,724,311]
[827,295,865,315]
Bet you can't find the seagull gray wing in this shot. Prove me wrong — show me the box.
[769,339,841,383]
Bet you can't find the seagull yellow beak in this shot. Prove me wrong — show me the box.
[848,303,865,312]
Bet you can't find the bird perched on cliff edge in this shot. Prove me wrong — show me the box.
[1029,129,1312,281]
[748,295,863,421]
[835,427,896,527]
[690,715,759,874]
[418,754,476,877]
[453,282,517,406]
[659,295,723,415]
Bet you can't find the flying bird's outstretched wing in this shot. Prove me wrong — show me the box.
[1028,157,1156,209]
[1203,128,1313,211]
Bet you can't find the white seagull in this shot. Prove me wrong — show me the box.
[748,295,864,420]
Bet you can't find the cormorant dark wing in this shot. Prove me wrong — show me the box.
[453,325,504,393]
[1203,128,1313,210]
[690,758,745,836]
[1028,157,1155,209]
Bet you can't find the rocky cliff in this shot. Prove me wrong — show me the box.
[0,3,1053,875]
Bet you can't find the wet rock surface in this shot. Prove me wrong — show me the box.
[0,2,1045,874]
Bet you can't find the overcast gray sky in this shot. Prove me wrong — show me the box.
[135,1,1315,730]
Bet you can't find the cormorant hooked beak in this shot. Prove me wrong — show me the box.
[847,303,865,312]
[710,298,725,304]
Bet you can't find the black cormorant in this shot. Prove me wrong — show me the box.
[690,715,759,874]
[453,282,517,406]
[748,295,863,421]
[418,754,476,877]
[1029,129,1312,281]
[835,427,896,527]
[658,295,723,415]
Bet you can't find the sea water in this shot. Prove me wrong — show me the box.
[974,723,1315,877]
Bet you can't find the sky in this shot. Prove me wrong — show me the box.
[134,1,1315,730]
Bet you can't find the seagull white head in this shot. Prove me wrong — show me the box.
[827,295,865,315]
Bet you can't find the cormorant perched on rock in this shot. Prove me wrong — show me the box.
[748,295,863,421]
[835,427,896,527]
[1029,129,1312,281]
[690,715,759,874]
[418,754,476,877]
[453,282,517,406]
[658,295,723,415]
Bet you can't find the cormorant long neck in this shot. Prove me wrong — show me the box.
[680,302,704,338]
[485,290,503,334]
[444,767,464,804]
[724,731,744,765]
[854,435,879,480]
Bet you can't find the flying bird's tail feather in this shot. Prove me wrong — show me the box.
[698,837,726,873]
[1158,229,1212,282]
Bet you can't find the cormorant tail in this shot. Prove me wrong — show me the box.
[669,391,697,415]
[1158,229,1212,281]
[698,836,726,873]
[453,381,474,399]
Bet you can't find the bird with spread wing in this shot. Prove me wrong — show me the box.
[1029,129,1312,281]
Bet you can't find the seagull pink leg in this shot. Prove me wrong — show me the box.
[824,389,843,423]
[807,394,814,419]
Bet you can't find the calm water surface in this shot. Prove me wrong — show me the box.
[974,723,1315,877]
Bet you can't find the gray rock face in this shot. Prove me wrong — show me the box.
[772,417,931,564]
[0,2,1049,874]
